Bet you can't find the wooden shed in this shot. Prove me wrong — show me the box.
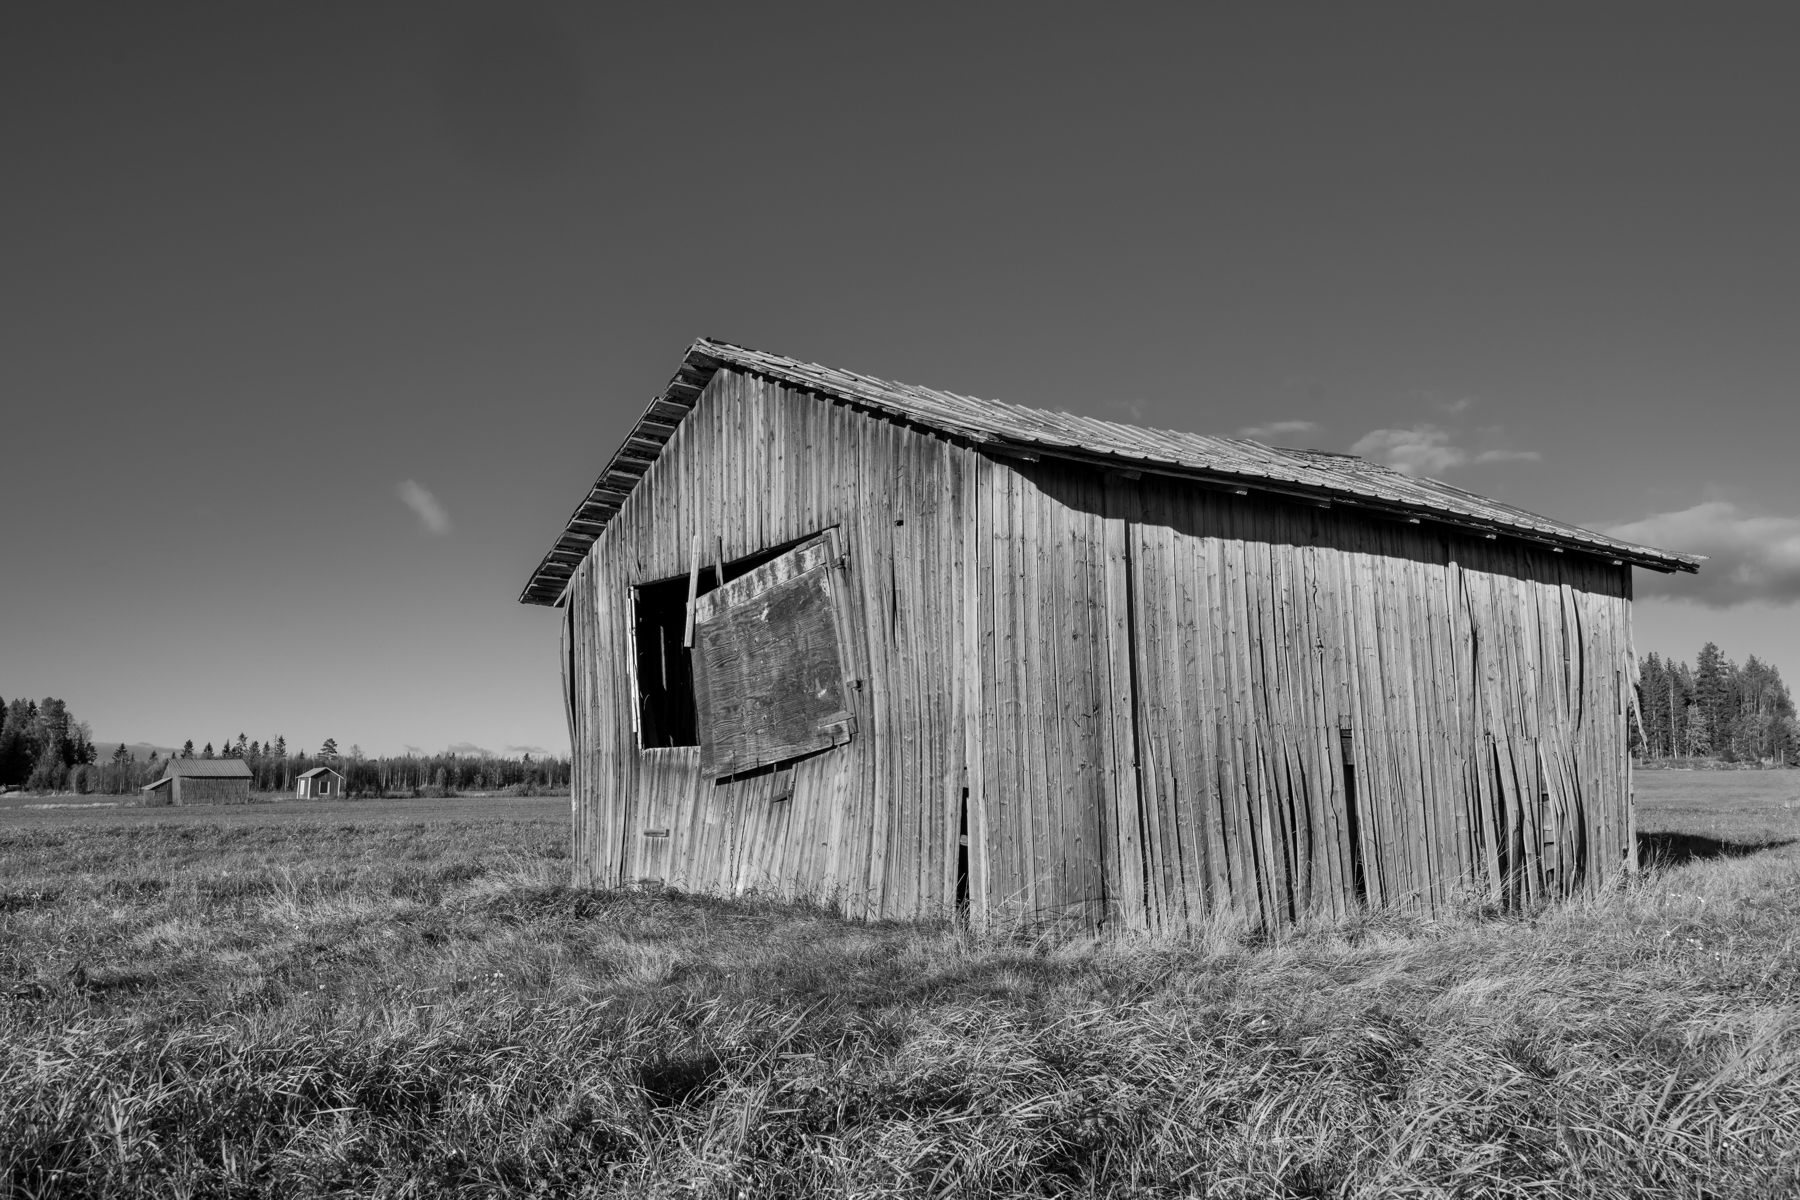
[296,767,344,799]
[521,340,1698,932]
[141,757,253,806]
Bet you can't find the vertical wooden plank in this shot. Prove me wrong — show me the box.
[971,448,998,922]
[1099,474,1147,932]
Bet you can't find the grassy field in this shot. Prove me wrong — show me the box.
[3,777,1799,1198]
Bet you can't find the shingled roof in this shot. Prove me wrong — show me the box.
[520,339,1700,605]
[155,758,252,779]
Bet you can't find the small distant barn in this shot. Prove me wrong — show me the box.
[520,340,1699,932]
[295,767,345,799]
[141,758,253,806]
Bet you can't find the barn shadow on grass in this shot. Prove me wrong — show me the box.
[1637,830,1795,868]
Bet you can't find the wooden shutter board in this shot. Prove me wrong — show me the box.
[694,534,837,621]
[696,564,850,778]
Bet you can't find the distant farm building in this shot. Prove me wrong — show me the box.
[521,340,1698,932]
[296,767,344,799]
[141,758,253,806]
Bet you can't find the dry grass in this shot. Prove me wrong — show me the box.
[4,784,1800,1197]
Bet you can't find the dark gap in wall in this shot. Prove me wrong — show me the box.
[1285,753,1305,919]
[1340,727,1368,905]
[955,788,970,917]
[1121,522,1155,914]
[1492,737,1517,907]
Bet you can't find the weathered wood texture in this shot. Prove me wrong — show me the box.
[693,533,854,779]
[1086,471,1634,931]
[562,367,1637,930]
[563,368,970,920]
[172,777,253,805]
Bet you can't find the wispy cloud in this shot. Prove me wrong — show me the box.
[397,479,452,535]
[503,744,556,757]
[1106,398,1147,423]
[1602,501,1800,608]
[1349,425,1467,477]
[1238,419,1320,442]
[445,741,492,757]
[1349,424,1543,476]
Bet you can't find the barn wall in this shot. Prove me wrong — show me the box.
[566,369,1636,931]
[566,368,976,920]
[174,776,252,805]
[971,462,1635,931]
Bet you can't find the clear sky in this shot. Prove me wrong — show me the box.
[2,3,1795,756]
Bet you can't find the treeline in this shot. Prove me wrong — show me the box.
[0,700,569,797]
[0,697,97,791]
[331,751,571,798]
[1636,644,1798,764]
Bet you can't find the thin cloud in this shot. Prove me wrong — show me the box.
[1402,389,1477,416]
[1603,501,1800,608]
[1106,397,1147,423]
[503,744,556,757]
[1474,448,1544,465]
[1349,425,1467,477]
[1239,419,1320,442]
[397,480,452,535]
[445,741,493,757]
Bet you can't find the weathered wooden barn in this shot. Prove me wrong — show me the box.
[295,766,344,799]
[521,340,1698,932]
[140,757,253,806]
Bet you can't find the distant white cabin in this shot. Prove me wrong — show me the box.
[296,766,345,799]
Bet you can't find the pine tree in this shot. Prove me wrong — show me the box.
[0,699,34,787]
[202,742,214,759]
[235,733,248,758]
[36,699,71,768]
[274,735,286,758]
[181,740,194,759]
[320,738,339,758]
[1691,645,1723,757]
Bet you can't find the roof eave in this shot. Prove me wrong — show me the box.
[518,339,1700,602]
[979,436,1699,574]
[518,340,728,606]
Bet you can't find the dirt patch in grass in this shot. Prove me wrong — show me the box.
[2,774,1799,1195]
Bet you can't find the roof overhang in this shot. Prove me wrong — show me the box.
[519,339,1700,605]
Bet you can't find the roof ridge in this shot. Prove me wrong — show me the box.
[518,339,1699,605]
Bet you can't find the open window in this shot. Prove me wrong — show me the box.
[634,573,703,747]
[691,530,856,779]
